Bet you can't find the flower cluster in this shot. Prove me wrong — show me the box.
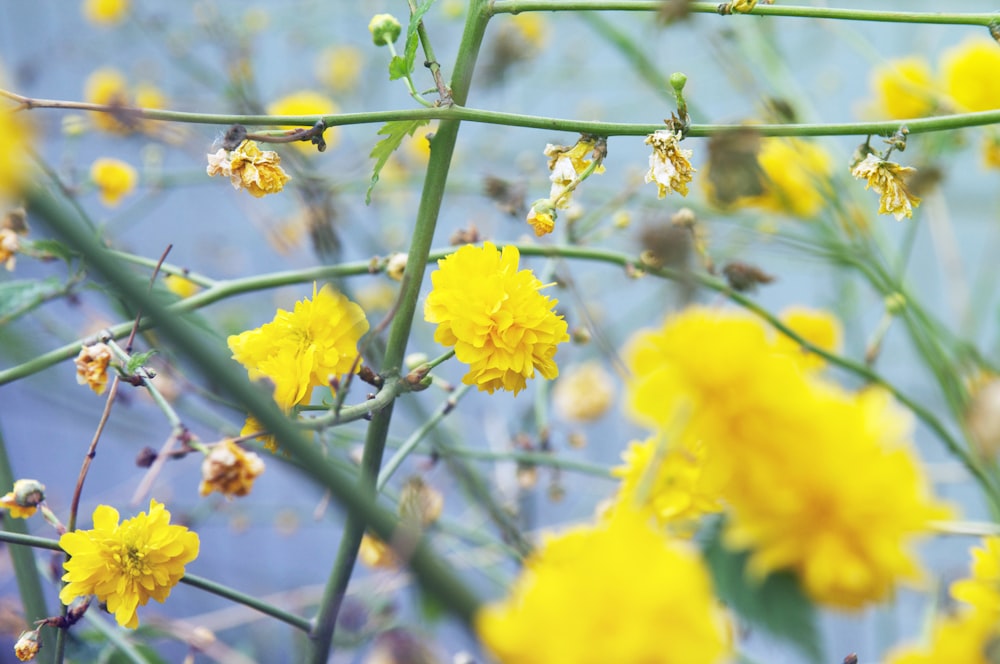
[228,283,369,410]
[851,152,921,221]
[476,508,731,664]
[620,306,950,608]
[74,342,113,395]
[59,500,200,628]
[424,242,569,395]
[207,139,291,197]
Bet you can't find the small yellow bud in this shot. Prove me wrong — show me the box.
[14,629,41,661]
[386,252,408,281]
[369,14,402,46]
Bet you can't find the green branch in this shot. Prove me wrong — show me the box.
[490,1,999,27]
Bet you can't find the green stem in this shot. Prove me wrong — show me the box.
[490,1,999,26]
[0,426,55,655]
[8,88,1000,136]
[306,3,493,662]
[180,574,312,632]
[25,185,482,645]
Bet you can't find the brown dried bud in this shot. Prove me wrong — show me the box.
[722,261,775,292]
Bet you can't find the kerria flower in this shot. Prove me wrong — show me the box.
[228,284,369,410]
[207,139,291,197]
[75,342,113,395]
[13,629,40,661]
[544,137,604,208]
[868,56,938,119]
[475,508,731,664]
[199,440,265,498]
[624,307,950,607]
[0,74,34,199]
[951,537,1000,615]
[82,0,130,26]
[644,129,695,198]
[59,499,199,628]
[851,153,921,220]
[424,242,569,395]
[773,306,843,371]
[83,67,164,135]
[267,90,340,153]
[90,158,137,207]
[941,35,1000,113]
[525,198,556,237]
[552,361,615,422]
[752,138,832,218]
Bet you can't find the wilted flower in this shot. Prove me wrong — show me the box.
[207,139,291,198]
[526,198,557,237]
[13,629,40,662]
[199,440,265,498]
[386,252,408,281]
[75,342,113,395]
[544,137,604,208]
[851,153,921,220]
[90,157,137,207]
[0,228,22,271]
[0,479,45,519]
[644,129,695,198]
[424,242,569,394]
[59,500,200,628]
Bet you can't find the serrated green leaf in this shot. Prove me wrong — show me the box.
[125,349,158,374]
[403,0,435,77]
[366,119,431,204]
[702,522,822,661]
[388,55,409,81]
[0,277,68,326]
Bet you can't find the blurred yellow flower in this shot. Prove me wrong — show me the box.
[75,342,113,395]
[13,629,40,662]
[476,508,731,664]
[509,14,547,51]
[316,45,364,93]
[267,90,340,152]
[775,306,843,371]
[0,228,22,271]
[239,414,278,454]
[552,361,615,421]
[951,537,1000,614]
[228,284,369,409]
[644,129,696,198]
[942,36,1000,112]
[983,133,1000,170]
[424,242,569,395]
[752,138,832,218]
[0,77,34,199]
[612,435,724,536]
[164,274,201,298]
[403,122,437,166]
[358,533,399,569]
[199,440,265,498]
[90,157,137,207]
[0,479,45,519]
[206,139,291,198]
[83,68,163,134]
[886,608,998,664]
[82,0,130,26]
[59,500,199,628]
[869,56,938,119]
[851,153,921,220]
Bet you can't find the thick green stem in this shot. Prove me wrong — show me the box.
[306,3,493,662]
[0,427,54,655]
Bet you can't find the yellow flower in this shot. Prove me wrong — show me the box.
[868,56,938,119]
[942,36,1000,112]
[0,72,34,199]
[851,153,921,220]
[525,199,556,237]
[624,307,950,607]
[358,533,400,569]
[544,137,604,208]
[75,342,113,395]
[164,274,201,298]
[951,537,1000,615]
[424,242,569,395]
[476,509,731,664]
[239,414,278,454]
[267,90,340,153]
[199,440,265,498]
[612,435,724,536]
[228,284,369,410]
[82,0,130,26]
[316,45,364,93]
[59,499,200,629]
[13,629,40,662]
[774,306,843,371]
[983,133,1000,170]
[206,139,291,198]
[0,228,22,271]
[509,14,547,51]
[749,138,832,218]
[552,361,615,422]
[90,158,137,207]
[644,129,696,198]
[0,479,46,519]
[83,68,162,134]
[885,608,998,664]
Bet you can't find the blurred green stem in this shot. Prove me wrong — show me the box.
[307,2,493,662]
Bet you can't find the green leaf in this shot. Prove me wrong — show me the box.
[388,55,409,81]
[0,277,68,326]
[366,119,430,204]
[403,0,435,77]
[702,521,822,661]
[26,238,76,264]
[125,349,158,374]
